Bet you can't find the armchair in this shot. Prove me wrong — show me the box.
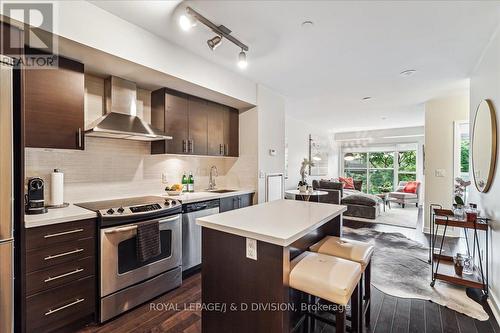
[388,181,421,208]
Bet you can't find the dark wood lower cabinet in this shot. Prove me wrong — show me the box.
[219,193,254,213]
[24,219,97,332]
[26,276,95,333]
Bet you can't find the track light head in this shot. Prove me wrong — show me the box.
[207,35,223,50]
[179,13,196,31]
[237,50,247,69]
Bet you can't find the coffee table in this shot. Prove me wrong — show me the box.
[285,190,328,202]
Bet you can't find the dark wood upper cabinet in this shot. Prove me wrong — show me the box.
[224,107,239,157]
[151,89,189,154]
[187,96,208,155]
[24,53,84,150]
[151,88,238,157]
[207,102,224,156]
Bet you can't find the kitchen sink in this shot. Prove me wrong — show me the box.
[205,189,237,193]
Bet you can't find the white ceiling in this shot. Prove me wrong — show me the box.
[90,0,500,132]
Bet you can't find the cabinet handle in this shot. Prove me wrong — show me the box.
[44,228,84,239]
[44,268,83,282]
[44,248,84,261]
[78,128,82,148]
[182,140,187,153]
[45,298,85,316]
[224,144,228,156]
[189,140,194,153]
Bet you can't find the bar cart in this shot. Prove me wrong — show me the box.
[429,206,489,300]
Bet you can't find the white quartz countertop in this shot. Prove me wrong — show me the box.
[196,199,347,246]
[25,204,97,228]
[162,189,255,204]
[24,189,255,228]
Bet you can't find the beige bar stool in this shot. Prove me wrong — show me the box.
[290,251,363,333]
[310,236,374,326]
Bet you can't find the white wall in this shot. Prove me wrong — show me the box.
[424,93,469,236]
[469,22,500,320]
[285,115,333,190]
[257,84,286,203]
[2,0,256,105]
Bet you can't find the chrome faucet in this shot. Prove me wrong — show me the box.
[208,165,218,190]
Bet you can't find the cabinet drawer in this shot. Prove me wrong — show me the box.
[26,237,95,273]
[26,256,95,296]
[26,219,96,250]
[26,276,95,333]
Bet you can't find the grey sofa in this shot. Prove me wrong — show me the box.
[312,179,381,219]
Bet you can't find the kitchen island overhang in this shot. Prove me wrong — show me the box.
[197,199,347,333]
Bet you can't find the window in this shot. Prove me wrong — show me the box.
[343,148,418,194]
[398,150,417,182]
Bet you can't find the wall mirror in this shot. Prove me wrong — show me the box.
[472,99,497,193]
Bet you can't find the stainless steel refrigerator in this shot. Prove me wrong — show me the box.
[0,54,14,333]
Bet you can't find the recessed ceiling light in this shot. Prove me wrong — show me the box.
[381,116,388,120]
[301,20,314,29]
[362,96,372,101]
[400,69,417,77]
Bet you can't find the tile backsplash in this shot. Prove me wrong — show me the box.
[25,137,255,203]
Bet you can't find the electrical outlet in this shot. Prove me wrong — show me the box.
[246,238,257,260]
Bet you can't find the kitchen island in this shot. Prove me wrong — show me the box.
[197,199,346,333]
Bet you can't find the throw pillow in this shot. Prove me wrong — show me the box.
[403,181,419,193]
[339,177,355,189]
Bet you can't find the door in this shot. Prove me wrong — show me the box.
[207,102,224,156]
[165,93,188,154]
[219,197,236,213]
[187,97,208,155]
[24,54,85,150]
[0,57,14,333]
[100,214,181,296]
[223,108,239,157]
[182,206,219,271]
[0,242,13,333]
[238,194,252,209]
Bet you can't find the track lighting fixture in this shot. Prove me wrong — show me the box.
[207,35,223,50]
[180,6,249,69]
[179,13,196,31]
[237,50,247,69]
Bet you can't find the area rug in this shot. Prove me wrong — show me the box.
[343,227,489,321]
[344,205,418,229]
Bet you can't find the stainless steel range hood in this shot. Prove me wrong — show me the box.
[85,76,172,141]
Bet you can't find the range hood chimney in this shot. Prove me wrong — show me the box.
[85,76,172,141]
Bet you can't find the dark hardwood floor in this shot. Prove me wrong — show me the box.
[79,208,499,333]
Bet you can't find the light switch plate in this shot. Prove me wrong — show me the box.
[246,238,257,260]
[435,169,446,177]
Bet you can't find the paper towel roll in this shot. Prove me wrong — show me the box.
[51,169,64,206]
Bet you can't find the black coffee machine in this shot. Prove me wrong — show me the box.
[25,177,48,215]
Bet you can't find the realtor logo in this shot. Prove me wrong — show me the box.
[2,2,58,68]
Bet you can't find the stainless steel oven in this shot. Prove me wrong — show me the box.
[76,196,183,322]
[100,214,181,296]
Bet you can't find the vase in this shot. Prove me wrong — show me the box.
[298,185,307,193]
[453,204,465,220]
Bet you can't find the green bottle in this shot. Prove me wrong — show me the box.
[181,173,188,192]
[188,172,194,192]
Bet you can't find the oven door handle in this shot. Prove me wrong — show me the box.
[104,225,138,234]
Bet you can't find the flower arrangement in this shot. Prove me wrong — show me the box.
[454,177,471,206]
[298,158,315,187]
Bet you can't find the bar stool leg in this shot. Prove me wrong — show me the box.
[336,306,346,333]
[364,261,372,325]
[351,283,360,333]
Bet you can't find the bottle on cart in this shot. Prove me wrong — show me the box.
[181,173,188,192]
[188,172,194,192]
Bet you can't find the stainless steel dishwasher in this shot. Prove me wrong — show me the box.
[182,200,220,271]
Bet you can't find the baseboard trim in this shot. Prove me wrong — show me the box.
[488,290,500,327]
